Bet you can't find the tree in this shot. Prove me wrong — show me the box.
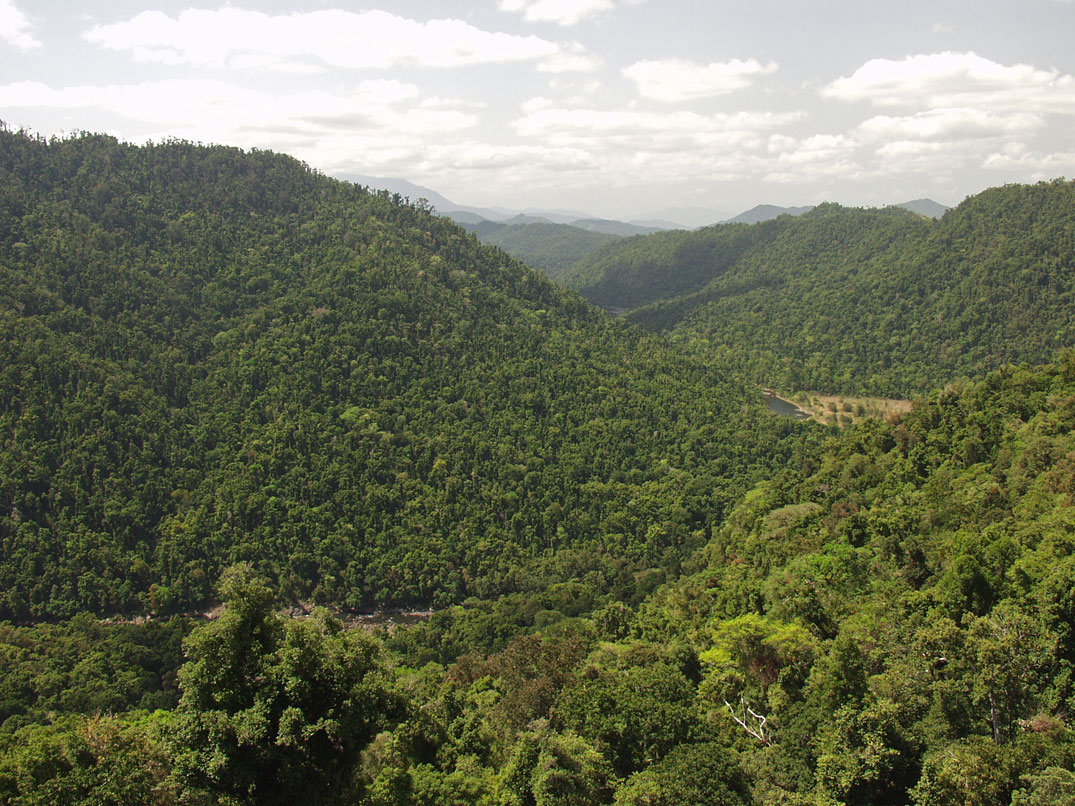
[699,614,816,744]
[0,713,175,806]
[530,730,616,806]
[552,658,700,778]
[968,603,1054,744]
[168,565,400,805]
[614,741,754,806]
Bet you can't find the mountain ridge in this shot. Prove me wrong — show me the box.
[0,129,798,620]
[564,184,1071,396]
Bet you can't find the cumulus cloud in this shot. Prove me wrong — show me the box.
[866,137,1024,179]
[0,78,480,173]
[515,102,799,146]
[765,134,863,184]
[982,145,1075,174]
[623,58,778,102]
[824,52,1075,113]
[857,108,1044,141]
[538,41,603,73]
[499,0,617,26]
[0,0,39,50]
[507,100,803,186]
[83,8,585,71]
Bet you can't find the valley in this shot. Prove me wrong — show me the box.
[1,130,1074,805]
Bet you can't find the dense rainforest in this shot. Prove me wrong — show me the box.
[474,222,620,283]
[6,356,1075,804]
[3,127,1075,805]
[0,128,805,621]
[564,184,1075,397]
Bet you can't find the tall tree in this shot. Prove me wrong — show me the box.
[169,565,400,805]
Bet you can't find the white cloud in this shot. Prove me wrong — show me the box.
[538,41,603,73]
[982,144,1075,174]
[0,78,479,173]
[765,134,863,183]
[0,0,39,50]
[83,8,575,71]
[857,108,1044,141]
[867,137,1012,179]
[499,0,616,26]
[824,52,1075,113]
[623,58,778,102]
[515,103,799,146]
[507,100,803,186]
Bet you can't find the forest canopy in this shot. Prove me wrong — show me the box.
[0,128,803,619]
[564,184,1075,397]
[4,127,1075,805]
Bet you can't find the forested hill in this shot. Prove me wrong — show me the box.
[627,353,1075,804]
[476,221,619,281]
[565,181,1075,397]
[0,129,803,620]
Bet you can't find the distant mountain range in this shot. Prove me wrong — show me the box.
[894,198,950,218]
[562,183,1074,396]
[725,204,815,224]
[726,199,949,224]
[334,171,949,232]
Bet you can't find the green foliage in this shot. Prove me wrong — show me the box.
[5,127,1075,806]
[813,697,919,805]
[0,128,804,619]
[552,647,704,778]
[629,354,1075,802]
[529,730,616,806]
[0,712,176,806]
[614,741,753,805]
[699,614,816,710]
[566,185,1075,396]
[169,565,400,805]
[478,223,619,282]
[0,614,187,730]
[1011,765,1075,806]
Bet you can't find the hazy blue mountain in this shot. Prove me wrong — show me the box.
[893,198,949,218]
[503,214,556,225]
[631,206,730,228]
[628,218,687,230]
[570,218,666,236]
[444,210,489,225]
[513,207,595,224]
[468,220,509,237]
[334,173,456,210]
[334,173,512,221]
[725,204,814,224]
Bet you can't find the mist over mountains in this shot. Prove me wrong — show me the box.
[334,172,948,232]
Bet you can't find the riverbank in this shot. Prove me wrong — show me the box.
[763,387,914,426]
[762,388,812,420]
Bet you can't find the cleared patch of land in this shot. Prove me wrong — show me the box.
[787,391,914,426]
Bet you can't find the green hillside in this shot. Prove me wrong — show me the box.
[625,353,1075,804]
[566,184,1075,397]
[0,130,800,620]
[7,353,1075,804]
[5,128,1075,806]
[478,221,620,281]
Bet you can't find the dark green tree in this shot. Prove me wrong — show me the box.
[613,742,753,805]
[169,565,400,805]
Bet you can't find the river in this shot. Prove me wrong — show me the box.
[762,389,811,420]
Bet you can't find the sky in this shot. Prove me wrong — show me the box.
[3,0,1075,222]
